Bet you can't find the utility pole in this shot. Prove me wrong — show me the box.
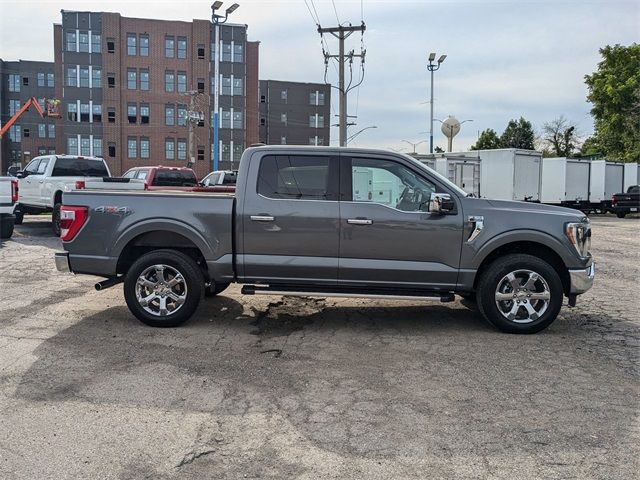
[184,90,205,169]
[318,23,366,147]
[427,53,446,153]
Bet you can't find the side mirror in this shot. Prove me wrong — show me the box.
[15,171,26,179]
[7,166,20,177]
[429,192,455,214]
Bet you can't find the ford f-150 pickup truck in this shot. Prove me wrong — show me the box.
[0,177,18,239]
[55,146,595,334]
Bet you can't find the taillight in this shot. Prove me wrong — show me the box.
[60,206,88,241]
[75,180,86,190]
[11,180,18,203]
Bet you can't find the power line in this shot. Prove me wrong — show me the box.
[331,0,340,24]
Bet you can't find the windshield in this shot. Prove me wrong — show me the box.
[152,169,198,187]
[400,153,468,197]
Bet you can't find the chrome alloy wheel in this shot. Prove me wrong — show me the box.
[135,264,188,317]
[494,269,551,324]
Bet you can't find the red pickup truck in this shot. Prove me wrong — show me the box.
[122,166,230,192]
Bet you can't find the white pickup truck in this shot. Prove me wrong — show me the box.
[15,155,114,235]
[0,177,18,239]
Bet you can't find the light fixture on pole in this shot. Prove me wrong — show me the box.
[427,52,446,154]
[401,139,428,154]
[347,125,377,144]
[211,2,240,171]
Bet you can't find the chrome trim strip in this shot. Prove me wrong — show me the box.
[568,262,595,294]
[347,218,373,225]
[467,215,484,242]
[250,215,275,222]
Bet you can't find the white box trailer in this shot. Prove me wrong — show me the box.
[540,157,591,207]
[623,162,639,191]
[590,160,625,210]
[473,149,542,201]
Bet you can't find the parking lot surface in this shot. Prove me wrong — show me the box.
[1,215,638,479]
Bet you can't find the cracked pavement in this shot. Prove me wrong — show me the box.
[0,215,638,479]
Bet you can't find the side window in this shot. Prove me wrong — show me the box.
[351,158,436,212]
[258,155,333,200]
[36,158,50,174]
[24,159,41,174]
[136,170,149,180]
[122,170,136,178]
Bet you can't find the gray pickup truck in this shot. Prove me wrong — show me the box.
[55,146,594,333]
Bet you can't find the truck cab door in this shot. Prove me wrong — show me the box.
[240,153,340,285]
[338,154,465,290]
[36,157,52,205]
[18,158,42,205]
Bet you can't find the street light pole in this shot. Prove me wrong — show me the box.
[427,52,446,154]
[346,125,377,144]
[401,139,428,154]
[211,2,239,171]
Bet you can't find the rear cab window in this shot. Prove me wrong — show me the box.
[257,155,337,200]
[152,169,197,187]
[52,157,109,177]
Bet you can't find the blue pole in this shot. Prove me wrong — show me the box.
[213,112,219,171]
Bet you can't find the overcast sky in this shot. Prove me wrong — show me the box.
[1,0,638,152]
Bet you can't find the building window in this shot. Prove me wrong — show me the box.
[107,109,115,123]
[177,139,187,160]
[37,73,45,87]
[317,115,325,128]
[232,78,243,96]
[107,73,115,88]
[177,105,187,126]
[38,147,47,155]
[140,137,150,158]
[165,36,175,58]
[8,74,20,92]
[197,44,205,59]
[79,67,90,87]
[80,103,90,122]
[80,137,91,156]
[197,79,205,93]
[127,34,137,55]
[260,95,266,103]
[310,91,325,106]
[107,38,115,53]
[281,89,288,101]
[281,136,286,145]
[92,104,102,123]
[38,124,47,138]
[66,67,77,87]
[127,104,137,124]
[108,143,116,157]
[140,104,149,124]
[66,31,77,51]
[221,42,232,62]
[165,70,174,92]
[221,77,231,95]
[79,31,90,52]
[48,124,55,139]
[233,143,244,159]
[93,138,103,157]
[23,128,30,138]
[233,43,243,62]
[92,67,102,87]
[8,126,20,142]
[139,34,149,56]
[260,117,266,126]
[22,76,29,86]
[309,114,324,128]
[127,69,137,89]
[47,73,54,87]
[280,113,287,125]
[177,37,187,59]
[9,100,20,116]
[221,110,231,129]
[140,69,149,90]
[37,98,45,110]
[128,137,137,158]
[67,137,78,155]
[67,103,78,122]
[165,104,175,125]
[91,33,101,53]
[233,111,243,129]
[221,143,231,161]
[177,71,187,93]
[197,146,205,161]
[165,138,175,160]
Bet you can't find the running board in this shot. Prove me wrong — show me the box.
[241,285,455,302]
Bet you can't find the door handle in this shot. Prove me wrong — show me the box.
[39,180,44,184]
[347,218,373,225]
[250,215,275,222]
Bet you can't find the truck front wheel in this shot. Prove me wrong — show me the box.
[123,249,204,327]
[476,254,563,334]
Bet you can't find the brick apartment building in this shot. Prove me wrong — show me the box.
[0,60,57,170]
[258,80,331,146]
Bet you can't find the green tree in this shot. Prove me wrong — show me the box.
[584,43,640,162]
[500,117,535,149]
[541,116,580,157]
[470,128,503,150]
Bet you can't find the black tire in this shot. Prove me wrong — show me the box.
[616,211,626,219]
[14,208,23,225]
[0,217,14,239]
[52,203,62,236]
[476,254,563,334]
[123,249,204,327]
[205,281,230,297]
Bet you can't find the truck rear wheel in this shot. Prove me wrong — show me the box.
[123,249,204,327]
[476,254,563,334]
[14,208,23,225]
[616,211,626,219]
[52,203,62,236]
[0,215,14,239]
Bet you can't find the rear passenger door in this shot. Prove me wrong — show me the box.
[241,154,340,285]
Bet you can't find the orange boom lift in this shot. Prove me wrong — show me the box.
[0,97,61,139]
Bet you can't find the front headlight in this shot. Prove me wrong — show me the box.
[565,220,591,258]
